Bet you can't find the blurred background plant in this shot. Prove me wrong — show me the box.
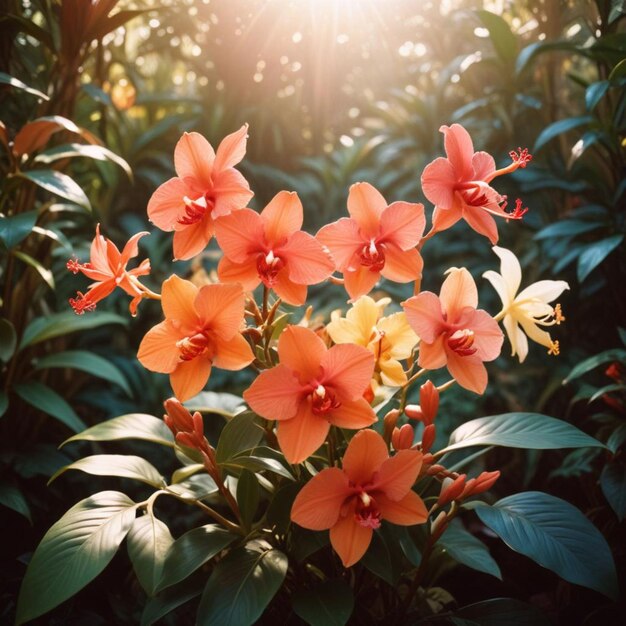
[0,0,624,623]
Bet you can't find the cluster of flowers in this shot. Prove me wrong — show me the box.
[67,123,568,566]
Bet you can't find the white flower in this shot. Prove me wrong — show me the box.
[483,246,569,363]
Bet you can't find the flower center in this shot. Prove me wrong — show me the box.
[359,240,385,272]
[178,193,216,226]
[447,329,477,356]
[176,332,212,361]
[309,384,341,415]
[256,250,285,287]
[354,491,382,529]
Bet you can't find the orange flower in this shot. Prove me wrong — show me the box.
[137,275,254,401]
[317,182,425,300]
[214,191,334,305]
[147,126,253,260]
[243,325,376,464]
[402,268,503,394]
[291,429,427,567]
[421,124,531,243]
[67,224,150,316]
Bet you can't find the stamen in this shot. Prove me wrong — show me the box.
[509,147,533,168]
[359,240,385,272]
[69,292,97,315]
[448,329,476,356]
[355,491,382,529]
[507,198,528,220]
[548,340,560,356]
[66,258,91,274]
[178,195,211,226]
[554,304,565,324]
[256,250,285,287]
[176,333,210,361]
[309,385,341,415]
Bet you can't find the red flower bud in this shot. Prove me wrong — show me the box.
[460,470,500,499]
[383,409,401,444]
[405,404,425,421]
[437,474,466,507]
[419,380,439,425]
[392,424,414,450]
[421,424,436,453]
[164,398,195,434]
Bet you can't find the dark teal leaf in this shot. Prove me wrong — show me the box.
[237,470,260,530]
[17,170,91,209]
[475,10,518,65]
[0,481,32,522]
[0,390,8,417]
[534,219,603,241]
[516,40,578,75]
[0,71,49,100]
[12,250,54,288]
[0,318,17,362]
[292,579,354,626]
[564,348,626,383]
[534,116,594,152]
[0,211,38,249]
[216,411,264,464]
[141,576,204,626]
[361,531,394,585]
[585,81,610,111]
[601,461,626,520]
[577,235,624,282]
[607,423,626,453]
[223,454,294,481]
[454,598,551,626]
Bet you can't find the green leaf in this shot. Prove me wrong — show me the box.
[607,423,626,454]
[361,531,394,585]
[533,116,594,152]
[0,71,49,100]
[127,513,174,596]
[441,413,603,454]
[141,577,204,626]
[49,454,164,488]
[12,250,54,288]
[16,491,137,624]
[197,546,288,626]
[17,170,90,209]
[609,58,626,80]
[439,519,501,580]
[223,453,294,481]
[601,461,626,521]
[237,471,260,530]
[534,219,603,241]
[20,311,127,349]
[577,235,624,282]
[171,463,204,483]
[14,381,86,432]
[292,579,354,626]
[14,444,70,479]
[34,143,132,178]
[0,481,32,522]
[184,391,245,417]
[564,348,626,383]
[62,413,174,447]
[454,598,551,625]
[585,80,610,111]
[0,390,8,417]
[216,411,264,464]
[475,492,618,599]
[516,40,578,75]
[475,11,518,65]
[0,211,38,249]
[157,524,237,592]
[165,475,218,501]
[35,350,131,395]
[0,318,17,362]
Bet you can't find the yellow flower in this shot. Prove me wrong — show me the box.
[483,246,569,363]
[326,295,418,386]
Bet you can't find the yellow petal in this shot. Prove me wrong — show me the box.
[326,317,367,346]
[378,312,418,359]
[379,357,407,387]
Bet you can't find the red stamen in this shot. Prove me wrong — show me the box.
[507,198,529,220]
[69,292,97,315]
[359,240,385,272]
[447,329,476,356]
[355,492,382,529]
[66,258,91,274]
[509,147,533,168]
[309,385,341,415]
[177,333,211,361]
[256,251,285,287]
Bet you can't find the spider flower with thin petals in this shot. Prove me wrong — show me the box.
[483,246,569,362]
[291,429,428,567]
[148,126,253,260]
[67,224,150,316]
[243,325,376,464]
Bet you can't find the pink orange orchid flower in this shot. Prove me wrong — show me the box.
[243,325,376,464]
[214,191,334,305]
[421,124,532,244]
[402,268,503,394]
[67,224,150,316]
[317,182,426,301]
[137,275,254,402]
[147,126,254,260]
[291,429,428,567]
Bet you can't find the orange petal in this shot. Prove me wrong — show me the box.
[465,309,503,361]
[170,357,212,402]
[374,449,423,500]
[316,218,363,271]
[417,336,448,370]
[472,151,496,181]
[347,182,386,238]
[89,224,110,273]
[261,191,303,245]
[278,325,325,382]
[120,231,149,267]
[211,168,254,218]
[280,231,334,285]
[421,157,456,209]
[379,201,425,250]
[276,402,330,464]
[214,208,264,263]
[137,320,183,373]
[440,268,478,320]
[462,206,499,244]
[161,274,199,328]
[377,490,428,525]
[441,124,474,180]
[174,132,215,187]
[402,292,444,344]
[431,204,462,234]
[217,255,260,292]
[172,216,214,261]
[327,397,376,429]
[321,343,375,401]
[272,269,308,306]
[148,177,189,232]
[329,508,373,567]
[446,351,488,394]
[213,124,249,172]
[194,282,246,340]
[243,364,302,421]
[342,429,388,486]
[212,333,254,371]
[380,245,423,283]
[343,265,380,301]
[291,467,352,530]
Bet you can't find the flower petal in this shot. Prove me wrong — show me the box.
[441,124,474,180]
[402,292,444,343]
[316,218,363,271]
[148,177,189,232]
[465,309,503,361]
[329,509,372,567]
[421,157,457,210]
[120,231,149,267]
[503,313,528,362]
[374,449,422,500]
[261,190,303,244]
[174,132,215,186]
[327,397,376,429]
[342,429,388,486]
[213,124,249,171]
[212,333,254,371]
[272,268,308,306]
[243,364,302,421]
[379,201,426,250]
[322,343,375,400]
[492,246,521,300]
[482,270,509,308]
[462,206,499,244]
[214,208,264,263]
[278,325,326,383]
[172,216,214,261]
[417,335,448,370]
[446,351,487,394]
[194,282,246,339]
[377,491,428,525]
[211,168,254,218]
[291,467,352,530]
[440,267,478,320]
[379,357,407,387]
[277,402,330,464]
[380,244,423,283]
[170,357,212,402]
[431,204,462,234]
[377,312,418,359]
[343,265,380,301]
[472,150,496,181]
[347,182,386,237]
[280,231,334,284]
[217,255,260,292]
[161,275,199,327]
[516,279,569,304]
[137,320,183,373]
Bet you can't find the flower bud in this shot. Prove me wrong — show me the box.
[430,510,448,535]
[405,404,425,421]
[392,424,414,450]
[437,474,466,507]
[419,380,439,425]
[426,463,446,476]
[383,409,401,444]
[460,470,500,499]
[421,424,436,453]
[164,398,194,435]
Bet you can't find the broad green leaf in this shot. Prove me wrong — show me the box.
[439,519,501,580]
[49,454,164,488]
[171,463,204,483]
[589,383,626,403]
[609,58,626,80]
[157,524,237,592]
[454,598,551,626]
[62,413,174,447]
[127,513,174,596]
[0,13,54,49]
[35,350,131,395]
[0,71,49,100]
[533,116,594,152]
[14,381,86,432]
[534,219,603,241]
[564,348,626,383]
[292,579,354,626]
[516,40,578,75]
[475,492,618,599]
[607,423,626,453]
[166,474,218,501]
[184,391,245,416]
[292,527,330,562]
[0,211,38,249]
[585,80,610,111]
[216,411,264,464]
[34,142,132,178]
[475,10,518,65]
[141,577,204,626]
[609,0,625,24]
[0,318,17,362]
[0,481,32,522]
[577,235,624,282]
[17,170,91,209]
[601,461,626,521]
[237,471,260,530]
[197,546,288,626]
[441,413,603,454]
[14,444,70,479]
[16,491,137,624]
[12,250,54,288]
[223,454,294,481]
[361,531,394,585]
[20,310,127,349]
